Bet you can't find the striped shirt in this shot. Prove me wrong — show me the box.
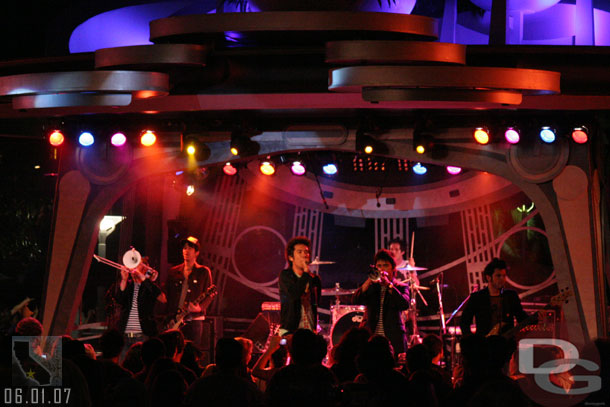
[374,285,388,336]
[125,283,142,333]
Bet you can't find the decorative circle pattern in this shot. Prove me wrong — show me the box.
[231,226,287,287]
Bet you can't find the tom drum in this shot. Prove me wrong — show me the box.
[330,305,366,346]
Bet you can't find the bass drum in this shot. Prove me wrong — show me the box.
[330,305,366,346]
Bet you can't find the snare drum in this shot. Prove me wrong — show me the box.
[330,305,367,346]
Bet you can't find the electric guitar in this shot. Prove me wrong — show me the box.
[164,285,217,331]
[487,288,572,338]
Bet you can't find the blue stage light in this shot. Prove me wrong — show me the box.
[539,127,556,143]
[323,163,338,175]
[413,163,427,175]
[78,132,94,147]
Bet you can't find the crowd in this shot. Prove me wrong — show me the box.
[4,315,609,407]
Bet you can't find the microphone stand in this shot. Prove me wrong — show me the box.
[434,273,447,335]
[407,279,427,346]
[445,284,478,371]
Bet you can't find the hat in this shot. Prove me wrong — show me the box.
[181,236,200,251]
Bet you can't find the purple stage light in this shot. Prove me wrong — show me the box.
[111,132,127,147]
[291,161,306,176]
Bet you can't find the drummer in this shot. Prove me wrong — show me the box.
[388,238,420,286]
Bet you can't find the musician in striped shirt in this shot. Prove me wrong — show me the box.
[353,249,410,357]
[115,257,166,345]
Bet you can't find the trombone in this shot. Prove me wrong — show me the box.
[93,248,157,279]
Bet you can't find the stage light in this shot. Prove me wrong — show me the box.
[111,132,127,147]
[230,132,259,157]
[78,132,94,147]
[48,130,64,147]
[260,160,276,176]
[446,166,462,175]
[571,126,588,144]
[504,127,520,144]
[413,123,434,154]
[473,127,490,145]
[539,126,556,143]
[223,162,237,176]
[141,130,157,146]
[186,185,195,196]
[291,161,306,176]
[355,129,377,155]
[323,163,338,175]
[186,144,196,156]
[413,163,427,175]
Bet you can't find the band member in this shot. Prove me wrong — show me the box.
[353,249,410,355]
[459,258,530,336]
[278,236,321,336]
[114,257,166,343]
[164,236,214,348]
[389,237,421,344]
[388,237,419,285]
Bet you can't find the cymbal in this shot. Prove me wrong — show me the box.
[396,279,430,290]
[397,264,428,271]
[310,257,335,265]
[321,288,355,296]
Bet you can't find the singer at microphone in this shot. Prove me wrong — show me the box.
[278,236,321,336]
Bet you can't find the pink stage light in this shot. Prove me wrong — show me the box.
[111,132,127,147]
[446,166,462,175]
[504,127,520,144]
[291,161,306,176]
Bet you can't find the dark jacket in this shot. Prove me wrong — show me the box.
[459,287,529,336]
[353,281,410,355]
[279,268,321,333]
[164,263,213,319]
[115,279,162,337]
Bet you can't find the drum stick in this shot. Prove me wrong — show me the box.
[410,231,415,259]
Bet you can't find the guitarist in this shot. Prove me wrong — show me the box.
[460,258,533,337]
[164,236,214,348]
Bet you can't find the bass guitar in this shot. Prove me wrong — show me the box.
[487,288,572,338]
[164,284,217,331]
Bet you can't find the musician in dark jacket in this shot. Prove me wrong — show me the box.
[163,236,214,348]
[114,257,166,342]
[279,236,321,336]
[460,258,529,337]
[353,249,410,356]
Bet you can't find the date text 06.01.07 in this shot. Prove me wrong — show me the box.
[4,387,71,406]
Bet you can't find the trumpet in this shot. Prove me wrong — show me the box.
[93,248,157,279]
[368,266,388,282]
